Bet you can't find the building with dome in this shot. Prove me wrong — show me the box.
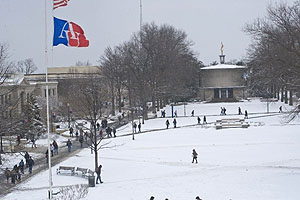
[199,53,248,102]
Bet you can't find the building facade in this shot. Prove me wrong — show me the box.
[199,58,247,102]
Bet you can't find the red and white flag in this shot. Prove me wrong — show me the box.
[53,0,71,10]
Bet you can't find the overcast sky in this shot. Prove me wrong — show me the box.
[0,0,295,73]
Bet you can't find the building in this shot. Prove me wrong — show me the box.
[0,73,58,117]
[199,54,247,102]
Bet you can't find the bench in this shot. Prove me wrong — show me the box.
[56,166,75,175]
[76,167,88,177]
[216,118,249,130]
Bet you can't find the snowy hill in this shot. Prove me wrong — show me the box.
[3,100,300,200]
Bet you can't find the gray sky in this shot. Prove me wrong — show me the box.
[0,0,295,72]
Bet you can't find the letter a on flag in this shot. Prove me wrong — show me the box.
[53,17,89,47]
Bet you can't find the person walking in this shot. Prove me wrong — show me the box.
[174,110,177,117]
[28,156,34,174]
[66,139,72,152]
[19,159,25,174]
[31,137,37,148]
[69,127,74,137]
[79,134,84,148]
[244,110,248,119]
[166,120,170,129]
[132,122,137,133]
[197,116,201,124]
[4,168,10,184]
[203,116,207,124]
[113,127,117,137]
[24,151,30,168]
[50,144,54,157]
[238,107,242,115]
[173,118,177,128]
[95,164,103,184]
[279,106,283,113]
[138,122,141,133]
[192,149,198,164]
[191,110,194,117]
[53,140,58,155]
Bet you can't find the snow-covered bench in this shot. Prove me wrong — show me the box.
[76,167,88,177]
[216,118,249,129]
[56,166,76,175]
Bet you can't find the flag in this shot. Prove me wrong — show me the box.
[53,0,70,10]
[53,17,89,47]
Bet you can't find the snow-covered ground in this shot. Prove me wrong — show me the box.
[2,100,300,200]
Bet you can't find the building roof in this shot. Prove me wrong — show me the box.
[47,66,100,74]
[201,64,247,70]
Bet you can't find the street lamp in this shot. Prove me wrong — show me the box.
[67,103,70,128]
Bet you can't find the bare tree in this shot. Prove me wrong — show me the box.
[244,1,300,103]
[16,58,37,74]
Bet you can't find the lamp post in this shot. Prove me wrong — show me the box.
[67,103,70,128]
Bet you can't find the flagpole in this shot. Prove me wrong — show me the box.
[45,0,53,199]
[140,0,142,33]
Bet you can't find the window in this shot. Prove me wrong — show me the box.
[44,89,47,98]
[214,89,220,99]
[228,88,233,98]
[52,89,55,96]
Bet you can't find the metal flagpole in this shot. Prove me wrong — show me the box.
[140,0,143,33]
[45,0,53,199]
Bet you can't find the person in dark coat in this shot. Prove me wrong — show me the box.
[28,156,34,174]
[24,151,30,167]
[66,139,72,152]
[5,168,10,184]
[238,107,242,115]
[150,196,155,200]
[69,127,74,137]
[113,127,117,137]
[166,120,170,129]
[195,196,202,200]
[173,118,177,128]
[132,122,137,133]
[11,169,16,184]
[192,149,198,164]
[79,135,84,148]
[279,106,282,113]
[95,165,103,184]
[191,110,194,117]
[203,116,207,124]
[244,110,248,119]
[19,159,25,174]
[106,126,112,138]
[138,122,141,133]
[197,116,201,124]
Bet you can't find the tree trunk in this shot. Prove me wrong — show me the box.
[110,81,115,116]
[94,128,98,170]
[117,87,122,113]
[151,95,156,114]
[285,89,288,104]
[289,90,293,106]
[281,87,284,102]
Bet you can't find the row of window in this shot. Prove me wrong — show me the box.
[44,89,56,98]
[0,94,12,105]
[214,88,234,99]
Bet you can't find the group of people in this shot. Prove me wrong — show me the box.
[149,196,202,200]
[45,140,59,162]
[4,152,34,184]
[238,107,248,119]
[132,122,142,133]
